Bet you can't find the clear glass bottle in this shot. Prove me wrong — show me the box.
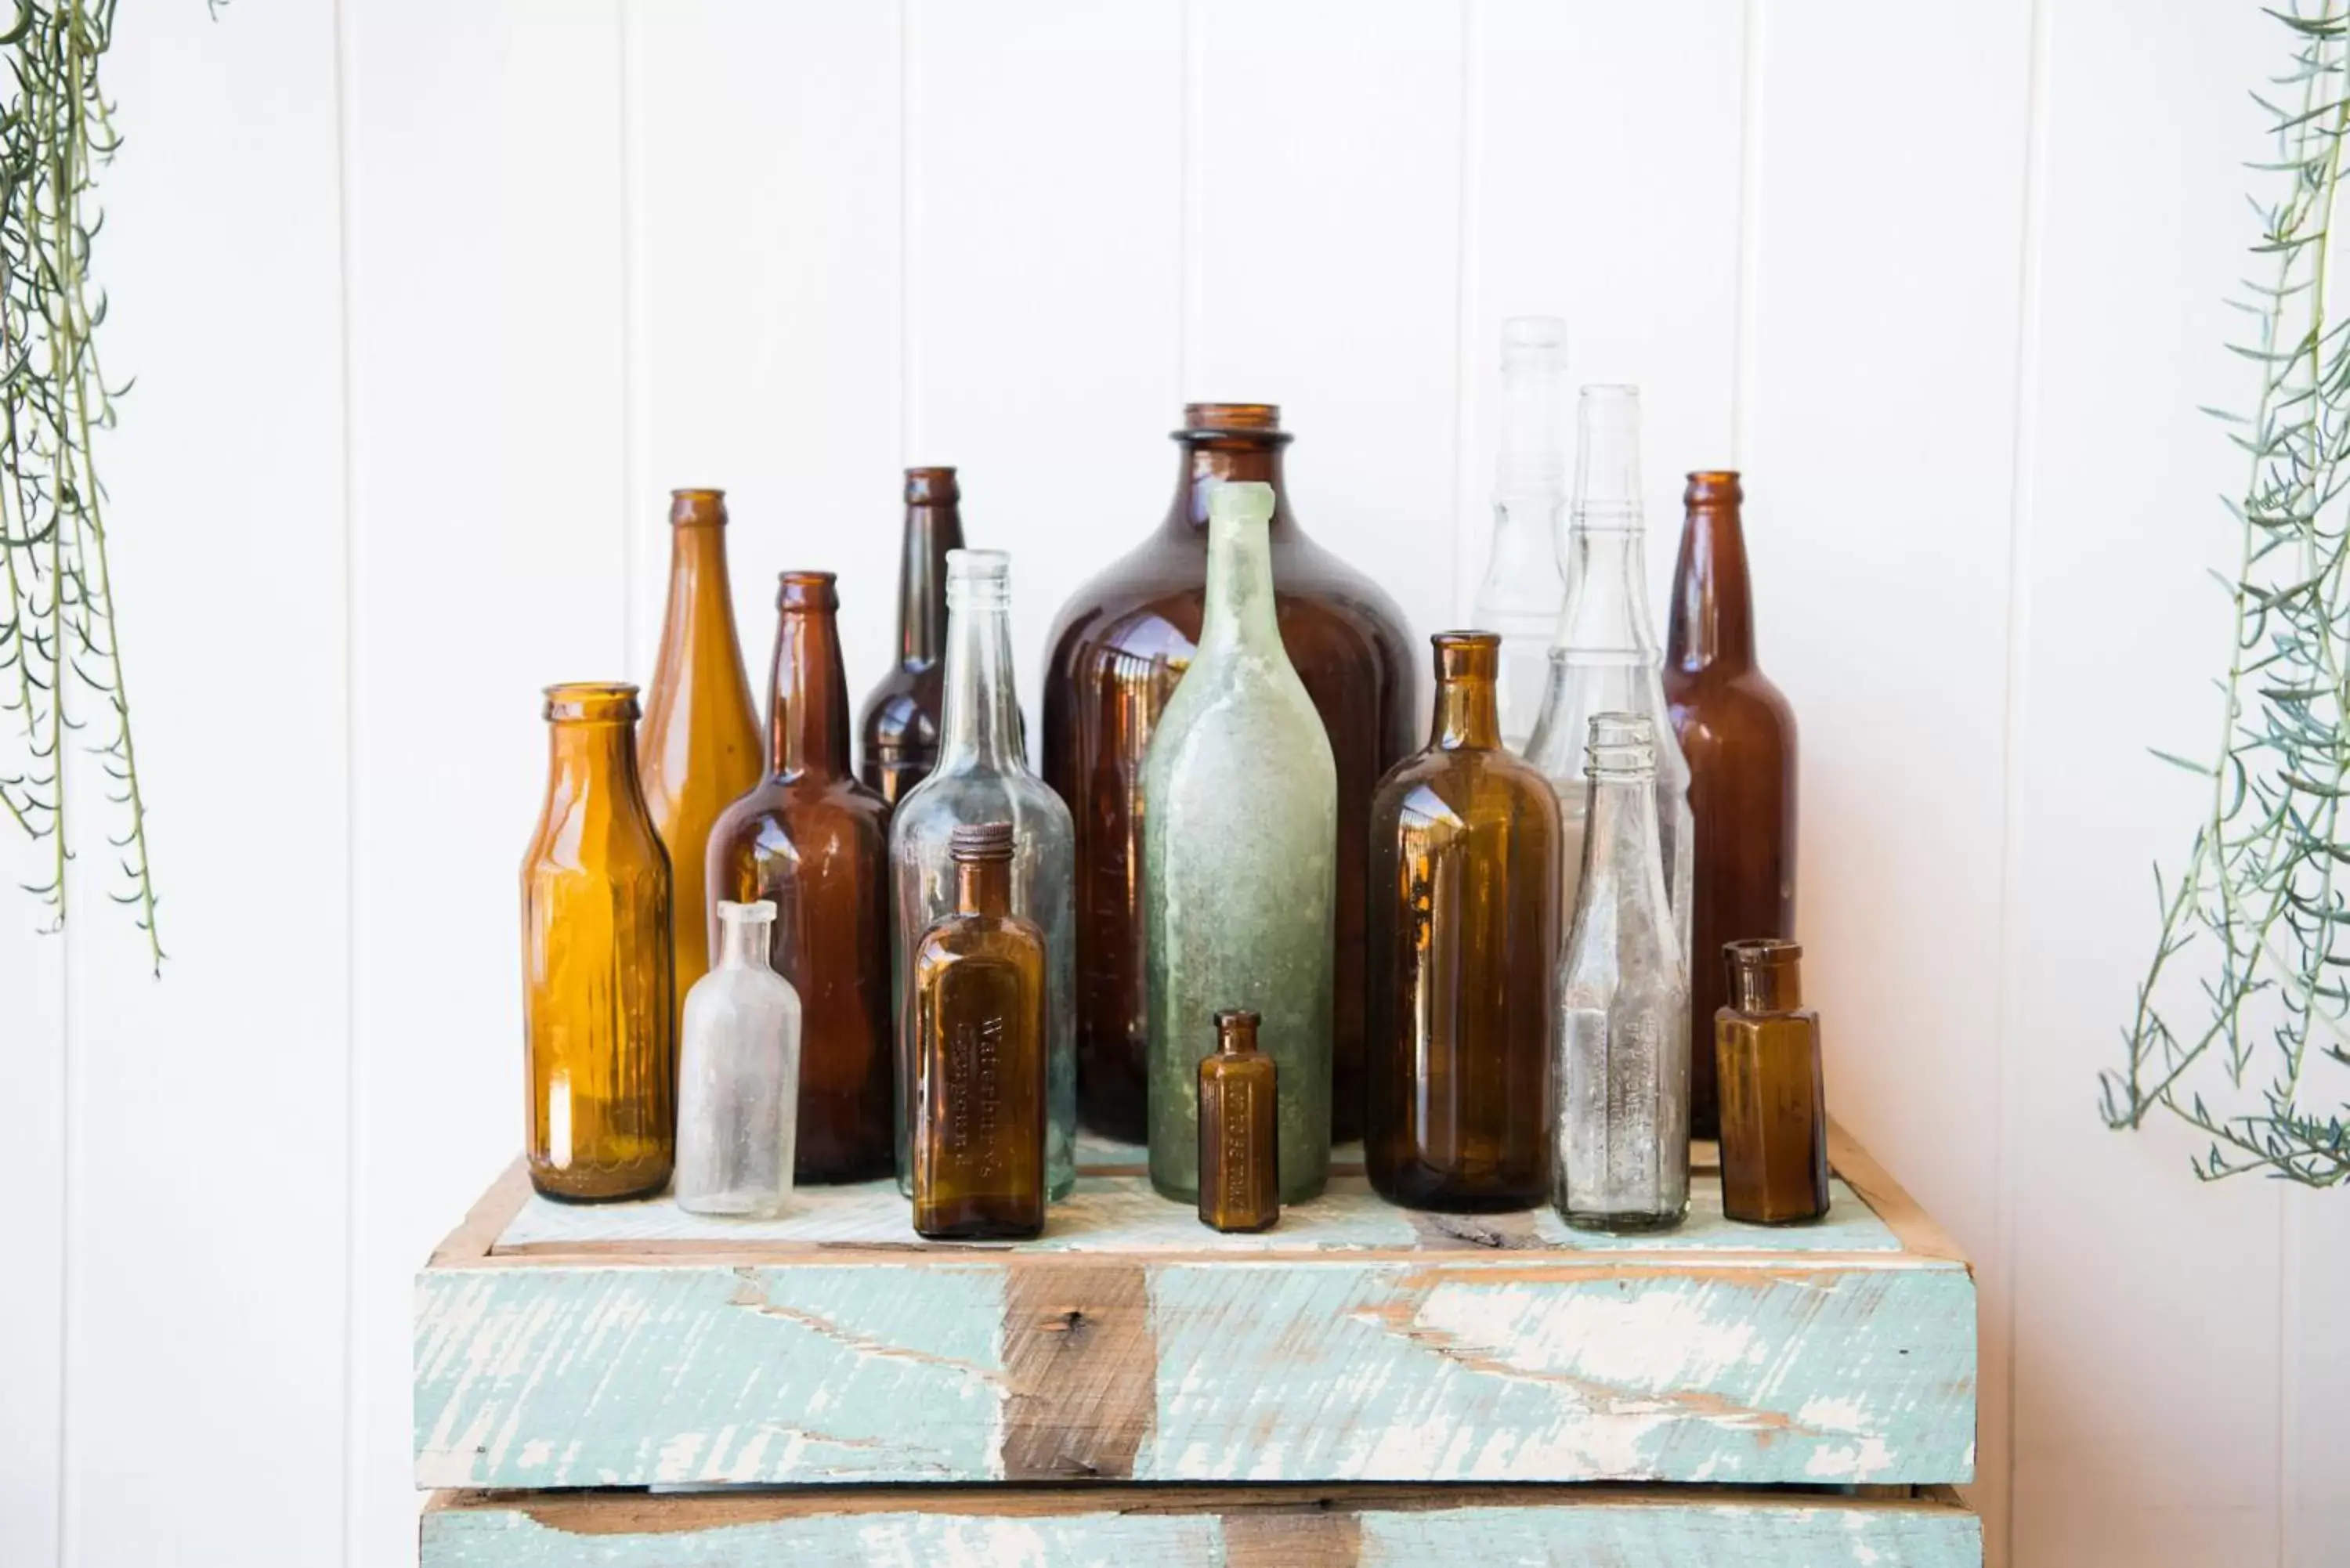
[890,548,1076,1201]
[911,822,1048,1241]
[1715,938,1829,1225]
[859,467,965,807]
[1144,481,1337,1205]
[1197,1010,1280,1234]
[1470,317,1570,753]
[1555,711,1690,1232]
[521,682,675,1202]
[1367,632,1560,1213]
[675,899,804,1218]
[1524,386,1694,977]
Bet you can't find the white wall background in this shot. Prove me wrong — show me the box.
[0,2,2338,1564]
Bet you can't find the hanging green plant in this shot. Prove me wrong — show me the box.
[0,0,161,970]
[2107,3,2350,1183]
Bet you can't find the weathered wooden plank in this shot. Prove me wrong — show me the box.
[419,1484,1985,1567]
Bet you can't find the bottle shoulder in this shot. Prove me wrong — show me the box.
[1376,746,1563,828]
[711,773,892,852]
[893,767,1075,844]
[913,913,1048,972]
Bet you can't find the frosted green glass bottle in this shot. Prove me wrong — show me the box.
[1144,481,1337,1204]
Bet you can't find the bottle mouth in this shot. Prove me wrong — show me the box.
[776,569,839,610]
[904,466,959,505]
[945,547,1011,609]
[669,489,728,526]
[1684,470,1742,507]
[1584,710,1658,777]
[1433,630,1501,683]
[716,898,778,927]
[542,681,640,724]
[1177,402,1293,446]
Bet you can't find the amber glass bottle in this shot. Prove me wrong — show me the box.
[638,490,763,1035]
[522,683,675,1201]
[707,572,895,1183]
[1715,939,1829,1224]
[1043,403,1415,1143]
[1367,633,1560,1212]
[1197,1009,1279,1233]
[1665,471,1799,1140]
[911,822,1048,1240]
[859,467,965,807]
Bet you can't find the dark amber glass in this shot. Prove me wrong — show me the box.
[859,467,965,807]
[1665,471,1798,1140]
[1367,634,1560,1212]
[707,572,895,1183]
[1715,939,1829,1224]
[639,490,764,1036]
[912,822,1048,1240]
[1197,1009,1279,1233]
[1043,403,1415,1143]
[522,683,675,1201]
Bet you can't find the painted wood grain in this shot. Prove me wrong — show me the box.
[420,1484,1984,1567]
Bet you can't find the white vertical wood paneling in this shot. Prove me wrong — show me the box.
[61,3,352,1565]
[907,0,1182,711]
[0,919,62,1563]
[1188,0,1463,661]
[2008,2,2287,1564]
[628,0,903,726]
[1737,2,2035,1554]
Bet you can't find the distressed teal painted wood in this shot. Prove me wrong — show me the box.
[420,1486,1985,1567]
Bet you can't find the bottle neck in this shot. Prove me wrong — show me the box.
[955,857,1013,916]
[1478,493,1568,609]
[1668,497,1755,673]
[1432,665,1503,750]
[1200,506,1282,656]
[1585,769,1669,912]
[715,916,773,970]
[1555,522,1660,661]
[938,588,1023,771]
[1168,437,1292,537]
[548,721,639,801]
[651,522,744,688]
[766,601,851,779]
[896,493,964,669]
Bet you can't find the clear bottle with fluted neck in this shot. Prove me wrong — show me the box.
[638,490,763,1036]
[1144,481,1337,1205]
[1368,632,1561,1212]
[860,467,965,807]
[1524,387,1694,974]
[707,572,895,1183]
[675,899,804,1218]
[1666,471,1799,1140]
[890,548,1076,1200]
[1555,711,1690,1232]
[912,822,1048,1241]
[522,682,675,1202]
[1043,403,1415,1147]
[1471,318,1571,753]
[1715,938,1828,1225]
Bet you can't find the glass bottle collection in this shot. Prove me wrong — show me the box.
[518,325,1823,1240]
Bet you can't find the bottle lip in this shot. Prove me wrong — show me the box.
[775,569,840,610]
[946,547,1012,609]
[669,488,728,526]
[1176,402,1294,446]
[1684,469,1743,506]
[717,898,778,927]
[542,681,641,724]
[905,465,960,504]
[1584,709,1658,777]
[1725,937,1802,966]
[1213,1008,1263,1052]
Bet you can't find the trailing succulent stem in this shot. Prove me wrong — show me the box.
[0,0,161,970]
[2106,3,2350,1183]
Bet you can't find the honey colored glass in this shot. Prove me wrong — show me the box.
[638,489,763,1039]
[1043,402,1415,1144]
[1666,471,1799,1140]
[912,822,1048,1241]
[1368,633,1560,1212]
[1197,1009,1279,1234]
[708,572,895,1183]
[859,467,965,807]
[522,682,676,1201]
[1715,939,1829,1224]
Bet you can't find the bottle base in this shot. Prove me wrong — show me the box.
[530,1165,671,1205]
[1558,1206,1688,1234]
[676,1187,792,1219]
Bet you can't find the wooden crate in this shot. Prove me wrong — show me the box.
[414,1124,1975,1494]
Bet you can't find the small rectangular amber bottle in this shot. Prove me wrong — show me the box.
[1197,1009,1280,1233]
[911,822,1048,1240]
[1714,938,1830,1224]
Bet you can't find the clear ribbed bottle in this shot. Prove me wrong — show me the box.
[890,549,1076,1201]
[1524,386,1694,970]
[1555,712,1690,1232]
[1470,317,1570,754]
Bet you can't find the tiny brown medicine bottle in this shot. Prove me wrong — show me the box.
[911,822,1049,1241]
[1197,1009,1280,1233]
[1714,939,1830,1224]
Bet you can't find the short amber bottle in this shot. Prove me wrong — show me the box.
[1197,1010,1280,1233]
[911,822,1049,1241]
[859,467,965,807]
[1715,939,1829,1224]
[707,572,896,1183]
[1367,633,1560,1213]
[521,682,676,1201]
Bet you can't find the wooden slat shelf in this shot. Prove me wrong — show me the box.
[414,1122,1976,1496]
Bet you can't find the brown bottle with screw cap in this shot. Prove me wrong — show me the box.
[1197,1010,1279,1233]
[911,821,1048,1240]
[1714,938,1829,1224]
